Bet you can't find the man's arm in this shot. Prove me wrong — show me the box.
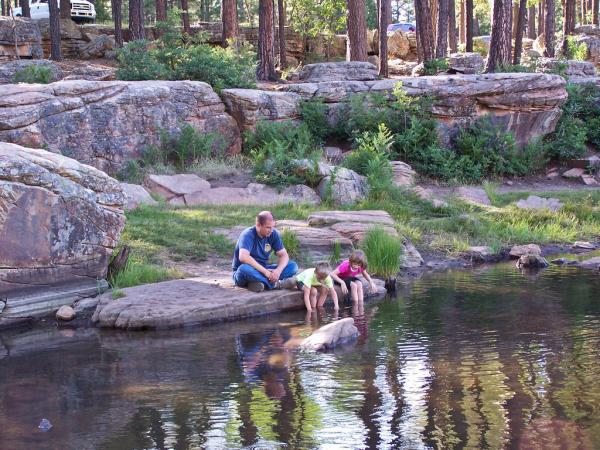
[269,248,290,282]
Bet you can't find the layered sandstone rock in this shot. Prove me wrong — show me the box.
[223,72,567,146]
[0,80,241,174]
[0,16,43,60]
[536,58,597,77]
[294,61,378,83]
[0,142,126,300]
[0,59,62,84]
[448,52,484,74]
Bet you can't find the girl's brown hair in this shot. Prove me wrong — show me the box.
[349,250,368,269]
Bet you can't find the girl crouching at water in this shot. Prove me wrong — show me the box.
[330,250,375,305]
[295,262,339,312]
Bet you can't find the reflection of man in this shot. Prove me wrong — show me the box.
[232,211,298,292]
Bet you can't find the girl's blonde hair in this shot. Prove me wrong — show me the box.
[349,250,368,269]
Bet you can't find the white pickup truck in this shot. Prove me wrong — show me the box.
[14,0,97,23]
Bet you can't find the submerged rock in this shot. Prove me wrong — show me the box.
[300,318,359,351]
[56,306,75,321]
[509,244,542,258]
[516,254,549,268]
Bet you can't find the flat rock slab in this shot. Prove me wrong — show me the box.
[455,186,491,206]
[92,278,305,330]
[516,195,563,212]
[308,210,395,227]
[578,256,600,270]
[300,317,359,351]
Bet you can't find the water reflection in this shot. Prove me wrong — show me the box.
[1,263,600,449]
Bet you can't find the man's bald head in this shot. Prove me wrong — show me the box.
[256,211,274,225]
[255,211,275,238]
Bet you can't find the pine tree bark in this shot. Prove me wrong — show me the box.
[436,0,449,56]
[48,0,62,60]
[278,0,286,67]
[156,0,167,22]
[257,0,277,80]
[485,0,512,72]
[1,0,5,17]
[459,0,465,44]
[594,0,599,24]
[512,0,527,64]
[59,0,70,19]
[128,0,145,40]
[562,0,576,55]
[527,5,536,38]
[466,0,473,51]
[180,0,191,34]
[512,2,518,38]
[19,0,30,17]
[347,0,368,61]
[448,0,457,52]
[430,0,438,45]
[544,0,554,56]
[415,0,435,60]
[111,0,123,46]
[378,0,390,76]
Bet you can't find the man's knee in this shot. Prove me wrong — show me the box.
[282,260,298,278]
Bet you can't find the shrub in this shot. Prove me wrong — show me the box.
[12,65,53,84]
[343,123,394,175]
[116,40,171,80]
[108,260,182,289]
[361,228,402,280]
[566,36,588,61]
[281,228,300,259]
[423,58,449,75]
[546,115,588,160]
[299,98,331,142]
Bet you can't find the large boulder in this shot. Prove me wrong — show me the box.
[0,142,126,305]
[78,34,116,59]
[38,18,90,58]
[0,80,241,175]
[300,318,359,351]
[294,62,378,82]
[0,16,43,60]
[388,30,411,59]
[448,52,485,74]
[536,58,597,77]
[0,59,62,84]
[316,167,368,205]
[120,183,158,210]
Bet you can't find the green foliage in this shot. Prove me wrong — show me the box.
[116,13,256,92]
[343,123,394,175]
[329,240,342,266]
[108,259,183,289]
[299,98,330,142]
[12,65,52,84]
[566,36,588,61]
[361,228,402,279]
[494,63,535,73]
[281,228,300,259]
[246,121,321,187]
[423,58,449,75]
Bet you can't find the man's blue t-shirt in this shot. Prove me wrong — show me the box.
[232,226,284,271]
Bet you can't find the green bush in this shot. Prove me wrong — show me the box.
[280,228,300,259]
[546,115,588,160]
[247,121,321,187]
[361,227,402,280]
[116,14,256,92]
[299,98,331,142]
[12,65,53,84]
[343,123,394,175]
[566,36,588,61]
[423,58,449,75]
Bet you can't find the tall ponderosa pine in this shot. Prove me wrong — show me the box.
[544,0,554,56]
[48,0,62,60]
[594,0,599,25]
[19,0,30,17]
[512,0,527,64]
[485,0,512,72]
[415,0,435,61]
[436,0,449,57]
[129,0,145,41]
[156,0,167,28]
[562,0,576,55]
[111,0,123,47]
[347,0,368,61]
[60,0,69,19]
[222,0,238,45]
[181,0,191,34]
[257,0,277,80]
[537,0,545,39]
[448,0,457,52]
[527,4,536,38]
[459,0,465,44]
[378,0,391,76]
[278,0,286,67]
[466,0,473,51]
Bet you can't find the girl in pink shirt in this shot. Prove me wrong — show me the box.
[330,250,376,305]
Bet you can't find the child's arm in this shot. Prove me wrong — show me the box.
[303,286,313,312]
[330,268,348,295]
[329,287,339,310]
[362,270,376,293]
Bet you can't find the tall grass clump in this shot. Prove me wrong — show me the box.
[281,228,300,260]
[361,228,403,289]
[108,260,183,289]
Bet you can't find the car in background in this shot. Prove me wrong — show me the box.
[13,0,96,23]
[387,23,416,33]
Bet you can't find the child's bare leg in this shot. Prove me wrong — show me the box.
[310,287,318,309]
[303,286,313,311]
[356,281,364,303]
[316,286,328,307]
[350,281,359,303]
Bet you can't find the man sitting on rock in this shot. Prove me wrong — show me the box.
[233,211,298,292]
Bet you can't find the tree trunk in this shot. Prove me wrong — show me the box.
[583,0,587,23]
[538,0,545,38]
[512,0,527,64]
[430,0,438,45]
[181,0,191,34]
[128,0,145,40]
[347,0,368,61]
[594,0,599,24]
[111,0,123,46]
[59,0,70,19]
[378,0,390,76]
[19,0,30,17]
[221,0,238,47]
[448,0,457,52]
[459,0,465,44]
[257,0,277,80]
[436,0,449,56]
[415,0,435,61]
[48,0,62,60]
[156,0,167,23]
[563,0,576,55]
[278,0,286,67]
[527,5,536,38]
[544,0,554,56]
[512,2,519,39]
[1,0,5,17]
[485,0,512,72]
[466,0,473,51]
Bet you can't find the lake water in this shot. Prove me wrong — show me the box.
[1,261,600,449]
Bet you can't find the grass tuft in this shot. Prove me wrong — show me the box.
[361,228,403,279]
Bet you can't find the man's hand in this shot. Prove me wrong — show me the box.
[268,267,282,283]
